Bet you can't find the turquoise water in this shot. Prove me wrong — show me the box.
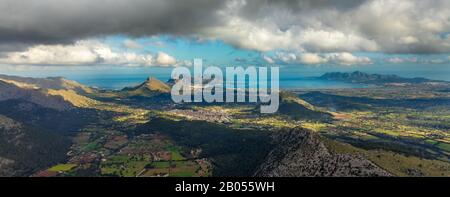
[68,74,369,90]
[2,64,449,90]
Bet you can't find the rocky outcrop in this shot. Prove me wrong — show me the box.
[254,128,391,177]
[0,156,15,177]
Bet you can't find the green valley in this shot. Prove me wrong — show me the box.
[0,72,449,177]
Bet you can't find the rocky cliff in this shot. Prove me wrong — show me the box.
[254,128,391,177]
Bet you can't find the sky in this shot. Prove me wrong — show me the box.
[0,0,450,80]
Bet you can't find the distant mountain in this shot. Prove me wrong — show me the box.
[166,77,214,86]
[0,74,93,94]
[0,80,74,111]
[0,75,102,176]
[121,77,171,97]
[319,71,441,85]
[0,74,102,110]
[277,92,332,121]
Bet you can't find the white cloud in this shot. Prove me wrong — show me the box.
[428,59,445,64]
[297,29,379,52]
[0,41,100,65]
[199,0,450,53]
[155,52,177,66]
[399,36,419,45]
[201,6,379,53]
[261,54,275,64]
[267,52,371,66]
[385,57,418,64]
[123,39,143,49]
[275,52,297,63]
[173,60,193,67]
[326,52,372,66]
[298,53,327,64]
[0,40,182,67]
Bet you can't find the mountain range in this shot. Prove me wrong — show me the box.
[0,72,448,177]
[319,71,444,85]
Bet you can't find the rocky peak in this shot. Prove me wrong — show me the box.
[254,128,391,177]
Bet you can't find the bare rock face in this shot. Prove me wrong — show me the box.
[0,157,15,177]
[254,128,391,177]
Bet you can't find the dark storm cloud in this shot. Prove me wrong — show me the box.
[0,0,449,54]
[0,0,226,50]
[242,0,367,14]
[222,0,450,54]
[234,0,370,35]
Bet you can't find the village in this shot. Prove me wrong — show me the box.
[34,125,212,177]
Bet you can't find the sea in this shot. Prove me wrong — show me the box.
[70,74,370,90]
[2,64,450,90]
